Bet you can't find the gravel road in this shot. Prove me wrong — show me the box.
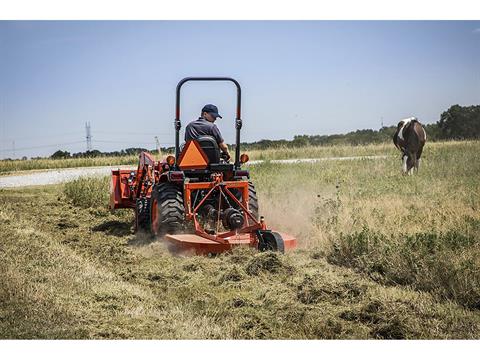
[0,166,133,188]
[0,155,389,188]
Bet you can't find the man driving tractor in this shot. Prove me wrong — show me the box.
[185,104,231,161]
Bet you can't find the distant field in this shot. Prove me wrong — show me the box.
[0,142,398,174]
[1,141,473,175]
[1,140,479,339]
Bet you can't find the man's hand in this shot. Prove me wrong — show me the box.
[218,141,231,162]
[221,151,231,162]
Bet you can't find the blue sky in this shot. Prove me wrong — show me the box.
[0,21,479,158]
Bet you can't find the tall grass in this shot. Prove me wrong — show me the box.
[64,176,110,208]
[250,140,480,309]
[0,155,138,174]
[246,142,396,160]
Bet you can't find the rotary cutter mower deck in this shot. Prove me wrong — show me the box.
[110,77,297,255]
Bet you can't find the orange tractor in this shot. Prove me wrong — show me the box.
[110,77,296,255]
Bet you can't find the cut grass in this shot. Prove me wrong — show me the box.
[1,186,479,339]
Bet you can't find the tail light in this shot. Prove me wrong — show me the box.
[166,155,176,166]
[240,153,249,164]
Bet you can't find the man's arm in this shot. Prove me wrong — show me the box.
[212,125,231,159]
[219,142,229,154]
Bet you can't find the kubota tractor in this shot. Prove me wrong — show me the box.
[110,77,296,255]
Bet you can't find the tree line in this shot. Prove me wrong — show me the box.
[241,104,480,150]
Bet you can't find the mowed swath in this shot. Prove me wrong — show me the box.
[0,140,479,339]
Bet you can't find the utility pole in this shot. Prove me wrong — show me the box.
[12,140,15,159]
[85,122,92,151]
[155,136,162,158]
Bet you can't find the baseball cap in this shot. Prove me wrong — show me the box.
[202,104,222,119]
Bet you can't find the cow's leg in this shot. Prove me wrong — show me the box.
[413,152,419,173]
[416,146,424,173]
[407,152,415,175]
[402,154,408,174]
[408,155,414,175]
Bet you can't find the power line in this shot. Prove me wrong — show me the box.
[94,130,171,136]
[0,131,84,143]
[1,139,174,152]
[93,139,174,146]
[2,140,85,152]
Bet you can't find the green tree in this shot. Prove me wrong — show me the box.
[438,105,480,139]
[51,150,71,159]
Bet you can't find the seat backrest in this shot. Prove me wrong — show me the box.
[196,135,220,164]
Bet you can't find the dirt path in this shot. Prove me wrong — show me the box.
[0,155,390,188]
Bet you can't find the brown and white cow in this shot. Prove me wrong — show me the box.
[393,117,427,175]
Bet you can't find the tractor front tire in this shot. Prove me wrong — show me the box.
[150,183,185,237]
[135,197,152,233]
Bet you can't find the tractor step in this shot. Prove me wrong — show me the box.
[164,232,297,255]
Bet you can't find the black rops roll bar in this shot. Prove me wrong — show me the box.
[174,77,242,169]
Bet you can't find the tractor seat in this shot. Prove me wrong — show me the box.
[195,135,220,164]
[179,136,221,164]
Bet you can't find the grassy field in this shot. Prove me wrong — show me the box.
[0,142,396,174]
[1,140,479,339]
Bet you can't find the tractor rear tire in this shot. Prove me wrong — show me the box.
[248,181,259,220]
[135,197,152,233]
[150,183,185,237]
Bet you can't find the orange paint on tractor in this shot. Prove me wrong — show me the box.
[177,140,209,170]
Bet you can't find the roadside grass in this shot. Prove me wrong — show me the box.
[0,155,138,174]
[1,140,479,338]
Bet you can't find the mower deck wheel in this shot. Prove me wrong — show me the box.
[258,231,285,253]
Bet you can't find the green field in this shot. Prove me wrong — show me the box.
[1,141,479,339]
